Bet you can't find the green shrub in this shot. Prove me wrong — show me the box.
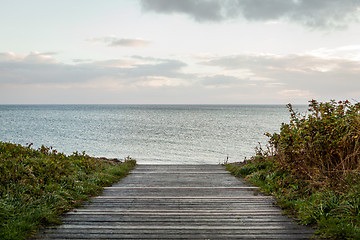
[0,142,136,240]
[227,99,360,239]
[267,99,360,190]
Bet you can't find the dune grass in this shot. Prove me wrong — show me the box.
[0,142,136,240]
[227,100,360,239]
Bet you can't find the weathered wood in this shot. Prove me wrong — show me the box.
[36,164,314,239]
[92,196,273,199]
[104,186,260,189]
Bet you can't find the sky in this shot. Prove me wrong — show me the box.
[1,0,360,104]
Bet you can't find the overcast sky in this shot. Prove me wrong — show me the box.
[1,0,360,104]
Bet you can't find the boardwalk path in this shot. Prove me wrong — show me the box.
[39,164,314,239]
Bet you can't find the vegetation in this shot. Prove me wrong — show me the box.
[227,100,360,239]
[0,142,136,240]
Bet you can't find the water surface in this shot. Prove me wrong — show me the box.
[0,104,306,164]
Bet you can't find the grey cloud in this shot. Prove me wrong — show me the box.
[141,0,224,21]
[0,52,58,63]
[0,53,360,103]
[141,0,360,29]
[200,54,360,96]
[132,59,187,77]
[0,52,191,86]
[200,55,360,99]
[201,54,360,73]
[88,37,150,47]
[123,56,193,79]
[0,61,102,84]
[202,75,247,87]
[72,59,93,63]
[109,38,150,47]
[0,52,16,62]
[286,0,360,29]
[83,57,191,82]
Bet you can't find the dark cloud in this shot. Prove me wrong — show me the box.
[141,0,360,29]
[141,0,224,21]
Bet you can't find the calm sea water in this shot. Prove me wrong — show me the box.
[0,104,306,164]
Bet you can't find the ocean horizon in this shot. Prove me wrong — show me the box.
[0,104,307,164]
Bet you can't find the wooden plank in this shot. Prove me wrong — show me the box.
[37,164,314,239]
[130,172,229,174]
[39,233,315,240]
[69,212,281,217]
[71,209,281,213]
[104,186,260,189]
[58,225,306,230]
[92,196,273,199]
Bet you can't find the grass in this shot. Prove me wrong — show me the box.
[0,142,136,240]
[226,100,360,239]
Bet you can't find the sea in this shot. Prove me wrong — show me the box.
[0,104,307,164]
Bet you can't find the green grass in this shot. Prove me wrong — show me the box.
[226,99,360,239]
[0,142,136,240]
[226,158,360,239]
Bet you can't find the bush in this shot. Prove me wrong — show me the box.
[227,99,360,239]
[267,99,360,191]
[0,142,136,240]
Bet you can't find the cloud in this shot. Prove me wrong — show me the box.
[0,51,58,63]
[0,52,191,87]
[126,56,189,79]
[141,0,360,29]
[277,89,312,98]
[1,51,360,104]
[141,0,224,22]
[308,45,360,60]
[201,53,360,73]
[0,53,199,104]
[201,74,248,88]
[200,53,360,98]
[108,38,150,47]
[88,37,150,47]
[0,52,22,62]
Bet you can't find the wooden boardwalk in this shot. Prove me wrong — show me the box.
[38,164,314,239]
